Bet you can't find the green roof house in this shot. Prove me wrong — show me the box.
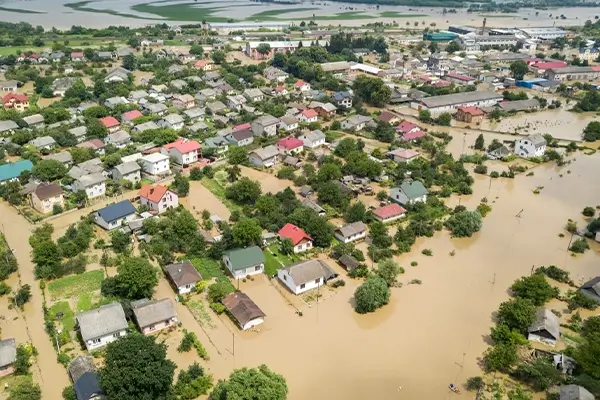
[223,246,265,279]
[390,180,428,206]
[0,160,33,184]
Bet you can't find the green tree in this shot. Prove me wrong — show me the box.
[225,177,262,205]
[352,75,391,107]
[446,40,461,54]
[256,43,272,59]
[232,218,262,248]
[510,275,558,306]
[112,257,158,300]
[437,112,452,126]
[110,230,131,254]
[207,281,234,303]
[497,298,536,333]
[172,173,190,197]
[333,137,358,158]
[583,206,596,217]
[583,121,600,141]
[12,284,31,308]
[100,334,176,400]
[345,201,366,223]
[483,343,518,372]
[375,258,403,287]
[280,238,294,255]
[490,324,527,346]
[228,146,248,165]
[445,210,482,237]
[227,165,241,182]
[189,44,204,56]
[122,54,136,71]
[510,358,563,391]
[210,365,288,400]
[189,167,203,180]
[474,134,485,150]
[13,345,31,375]
[354,275,390,314]
[418,109,431,122]
[316,162,342,183]
[317,181,350,210]
[62,386,76,400]
[31,159,67,181]
[211,50,226,64]
[509,60,529,80]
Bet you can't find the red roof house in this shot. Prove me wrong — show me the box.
[194,60,212,70]
[99,116,120,131]
[71,52,85,60]
[233,122,251,131]
[396,120,420,134]
[122,109,143,124]
[161,138,202,165]
[443,73,475,83]
[276,136,304,154]
[294,80,310,90]
[372,203,407,223]
[402,130,426,141]
[529,61,568,71]
[138,184,179,214]
[298,108,318,122]
[2,93,29,111]
[278,223,313,252]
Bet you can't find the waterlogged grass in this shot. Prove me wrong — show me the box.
[250,7,319,21]
[131,2,232,22]
[187,300,216,328]
[200,176,242,213]
[379,11,427,18]
[47,270,104,301]
[49,301,76,333]
[0,5,45,14]
[65,1,154,19]
[191,257,223,280]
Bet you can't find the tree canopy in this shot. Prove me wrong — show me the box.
[445,210,482,237]
[354,275,390,314]
[210,365,288,400]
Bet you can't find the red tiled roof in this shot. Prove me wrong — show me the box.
[163,138,201,153]
[194,60,210,68]
[294,80,308,87]
[277,136,303,150]
[402,130,426,140]
[99,116,120,128]
[278,223,312,246]
[433,80,451,87]
[233,122,251,131]
[122,110,143,120]
[445,73,474,81]
[301,109,318,119]
[77,139,105,149]
[457,106,484,116]
[530,61,567,70]
[29,54,40,59]
[389,148,420,159]
[378,111,397,122]
[396,120,418,133]
[2,92,28,103]
[71,52,84,58]
[138,184,169,203]
[275,85,286,92]
[373,204,407,219]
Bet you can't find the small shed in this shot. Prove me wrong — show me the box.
[222,292,266,330]
[528,308,560,347]
[338,254,360,272]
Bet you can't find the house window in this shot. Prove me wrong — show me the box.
[254,265,261,271]
[315,279,320,284]
[300,283,305,289]
[113,332,121,338]
[149,325,156,331]
[91,338,101,344]
[283,274,287,281]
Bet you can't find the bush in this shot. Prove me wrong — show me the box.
[421,249,433,256]
[331,279,346,288]
[568,291,599,311]
[348,265,369,279]
[207,281,234,303]
[490,171,500,178]
[476,203,492,217]
[52,204,63,215]
[466,376,484,391]
[210,302,226,314]
[534,265,572,284]
[62,386,77,400]
[510,274,558,306]
[354,276,390,314]
[474,164,488,175]
[12,284,31,308]
[483,343,518,372]
[178,330,209,360]
[583,207,595,217]
[0,281,11,295]
[570,237,590,253]
[445,210,483,237]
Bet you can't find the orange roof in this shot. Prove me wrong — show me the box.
[194,60,210,68]
[457,106,484,116]
[301,109,318,119]
[138,184,170,203]
[99,116,120,128]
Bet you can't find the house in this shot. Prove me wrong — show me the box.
[132,298,178,335]
[294,80,311,92]
[227,95,247,111]
[103,96,129,109]
[158,114,184,131]
[341,115,374,132]
[372,203,407,223]
[487,145,512,160]
[0,338,16,378]
[401,130,426,141]
[43,151,73,167]
[2,92,29,112]
[52,77,78,97]
[455,106,484,123]
[378,111,400,124]
[334,221,368,243]
[204,136,229,158]
[249,145,281,167]
[193,59,213,71]
[299,186,314,198]
[170,78,187,90]
[338,254,361,272]
[94,200,137,230]
[23,114,45,129]
[77,139,106,155]
[279,223,312,253]
[302,199,326,216]
[164,260,202,294]
[132,121,160,134]
[138,184,179,214]
[183,107,205,122]
[251,115,279,137]
[28,136,56,150]
[243,88,264,102]
[515,134,547,158]
[69,126,88,143]
[68,356,106,400]
[104,130,131,149]
[442,73,475,86]
[74,173,106,199]
[263,66,289,82]
[111,161,141,184]
[279,115,299,131]
[0,120,19,135]
[387,148,420,163]
[69,158,105,180]
[390,180,429,205]
[206,100,227,115]
[172,94,195,110]
[223,246,265,279]
[298,109,318,123]
[396,120,420,135]
[528,308,560,347]
[313,102,337,119]
[559,385,594,400]
[121,109,143,125]
[162,138,201,165]
[143,103,168,116]
[177,50,195,63]
[99,116,120,133]
[128,90,149,103]
[71,52,85,62]
[226,129,254,147]
[0,80,18,92]
[276,136,303,155]
[76,303,128,351]
[140,153,171,175]
[578,276,600,304]
[30,183,64,214]
[104,67,130,83]
[300,130,326,149]
[273,85,288,97]
[277,259,338,295]
[0,160,33,184]
[411,90,503,115]
[222,292,266,331]
[332,91,353,108]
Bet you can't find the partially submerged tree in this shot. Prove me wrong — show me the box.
[210,365,288,400]
[354,275,390,314]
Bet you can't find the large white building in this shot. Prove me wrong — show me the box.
[411,90,503,115]
[245,40,327,60]
[518,27,566,40]
[459,34,519,52]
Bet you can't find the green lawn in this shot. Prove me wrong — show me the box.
[264,244,300,275]
[49,301,76,333]
[200,177,243,213]
[190,257,235,291]
[0,46,45,56]
[76,292,94,312]
[264,251,283,276]
[47,270,105,301]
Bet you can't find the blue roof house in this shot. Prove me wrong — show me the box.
[93,200,137,230]
[0,160,33,184]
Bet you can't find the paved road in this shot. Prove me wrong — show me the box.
[0,202,69,398]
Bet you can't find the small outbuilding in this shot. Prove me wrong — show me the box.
[559,385,594,400]
[527,308,560,347]
[222,292,266,330]
[579,276,600,304]
[338,254,360,272]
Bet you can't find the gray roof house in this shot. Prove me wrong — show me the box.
[111,161,141,184]
[206,100,227,115]
[0,338,17,376]
[143,103,168,115]
[340,115,374,131]
[23,114,45,128]
[559,385,594,400]
[128,90,149,102]
[43,151,73,166]
[390,180,428,205]
[28,135,56,149]
[299,129,326,148]
[579,276,600,304]
[243,88,264,102]
[68,356,106,400]
[527,308,560,347]
[170,79,187,90]
[131,298,178,335]
[69,126,88,142]
[158,113,184,130]
[277,259,338,295]
[104,67,130,83]
[104,130,131,148]
[226,129,254,146]
[132,121,160,133]
[183,107,205,121]
[104,96,129,109]
[334,221,368,243]
[69,158,105,180]
[302,199,326,216]
[251,115,279,137]
[249,145,281,167]
[76,302,128,351]
[0,120,19,134]
[164,260,202,294]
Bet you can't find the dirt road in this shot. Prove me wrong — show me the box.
[0,203,69,398]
